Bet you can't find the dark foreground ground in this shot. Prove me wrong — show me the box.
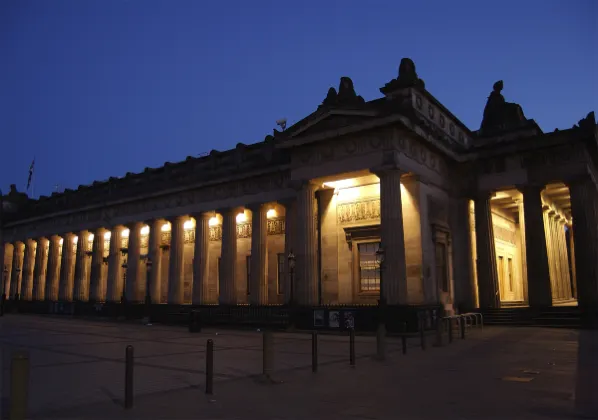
[0,314,596,419]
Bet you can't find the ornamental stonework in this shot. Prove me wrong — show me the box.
[237,223,252,239]
[183,229,195,244]
[338,198,381,224]
[267,218,285,235]
[493,224,516,244]
[160,231,171,246]
[209,226,222,241]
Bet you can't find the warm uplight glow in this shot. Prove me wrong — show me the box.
[73,236,78,244]
[209,216,219,226]
[59,238,64,245]
[104,231,111,240]
[183,219,195,230]
[236,211,247,224]
[121,229,130,238]
[266,208,277,219]
[161,223,171,232]
[140,225,150,235]
[322,178,358,190]
[88,233,94,242]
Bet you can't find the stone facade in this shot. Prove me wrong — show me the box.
[1,58,597,313]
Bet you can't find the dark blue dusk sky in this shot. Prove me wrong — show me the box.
[1,0,596,198]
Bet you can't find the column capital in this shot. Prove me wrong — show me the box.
[474,190,497,201]
[516,183,546,195]
[126,221,143,230]
[246,202,267,213]
[217,206,244,216]
[189,212,213,221]
[288,179,319,193]
[563,174,594,189]
[166,214,188,224]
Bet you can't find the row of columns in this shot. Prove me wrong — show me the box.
[475,177,598,309]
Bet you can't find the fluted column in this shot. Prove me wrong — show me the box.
[9,242,24,298]
[249,204,268,305]
[89,228,106,301]
[106,226,123,302]
[2,243,14,296]
[295,182,318,305]
[547,211,562,299]
[220,208,241,305]
[567,224,577,299]
[557,217,572,299]
[59,233,76,301]
[45,236,61,300]
[22,239,36,300]
[517,199,529,302]
[147,219,163,303]
[282,200,296,304]
[32,237,49,300]
[474,192,500,308]
[376,169,408,304]
[521,186,552,307]
[568,177,598,310]
[126,222,142,302]
[192,213,210,305]
[167,216,185,304]
[73,230,90,301]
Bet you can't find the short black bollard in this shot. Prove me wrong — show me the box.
[124,345,134,410]
[206,339,214,394]
[349,328,355,366]
[419,319,426,351]
[9,350,30,420]
[401,335,407,355]
[435,317,443,347]
[460,317,466,339]
[311,331,318,373]
[448,318,454,343]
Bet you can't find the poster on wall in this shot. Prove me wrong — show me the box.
[313,310,325,327]
[328,311,340,328]
[344,311,355,330]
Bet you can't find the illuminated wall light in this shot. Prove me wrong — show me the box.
[161,223,171,232]
[121,229,130,238]
[266,208,277,219]
[73,236,78,244]
[59,238,64,245]
[208,216,219,226]
[140,225,150,235]
[236,211,247,224]
[88,233,95,242]
[104,231,112,240]
[183,219,195,230]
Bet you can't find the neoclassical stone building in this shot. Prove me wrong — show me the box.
[1,58,597,320]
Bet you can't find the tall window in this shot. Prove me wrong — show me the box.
[358,242,380,292]
[277,253,285,294]
[498,256,505,288]
[435,242,449,292]
[246,255,251,295]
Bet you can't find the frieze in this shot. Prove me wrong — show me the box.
[209,226,222,241]
[120,237,128,249]
[160,231,171,246]
[338,198,381,224]
[183,229,195,244]
[267,218,285,235]
[493,224,516,244]
[140,235,149,248]
[237,223,252,239]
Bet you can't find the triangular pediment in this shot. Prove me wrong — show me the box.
[287,108,379,139]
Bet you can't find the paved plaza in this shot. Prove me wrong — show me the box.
[0,315,596,419]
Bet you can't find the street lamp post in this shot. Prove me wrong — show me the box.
[375,244,386,360]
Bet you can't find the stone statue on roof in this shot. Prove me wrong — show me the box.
[321,77,365,108]
[480,80,527,135]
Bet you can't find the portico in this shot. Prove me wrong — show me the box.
[1,58,597,327]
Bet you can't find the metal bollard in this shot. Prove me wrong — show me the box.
[9,351,30,420]
[419,319,426,351]
[435,317,443,347]
[262,330,273,378]
[448,318,453,343]
[349,328,356,366]
[311,331,318,373]
[206,339,214,394]
[124,345,134,410]
[460,316,466,339]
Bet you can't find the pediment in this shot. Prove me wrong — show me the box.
[287,109,379,139]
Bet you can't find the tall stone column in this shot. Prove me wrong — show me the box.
[9,242,24,298]
[557,217,572,299]
[22,239,36,300]
[106,226,123,302]
[147,219,163,303]
[282,200,296,304]
[167,216,185,304]
[295,182,319,305]
[2,243,14,296]
[548,211,563,299]
[126,222,142,302]
[89,228,106,302]
[249,204,268,305]
[73,230,90,301]
[567,224,577,299]
[192,213,210,305]
[517,199,529,302]
[220,208,241,305]
[32,237,49,300]
[45,236,61,300]
[568,177,598,310]
[376,169,408,304]
[59,233,76,301]
[521,186,552,307]
[474,192,500,308]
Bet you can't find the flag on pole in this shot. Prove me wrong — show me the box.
[27,158,35,190]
